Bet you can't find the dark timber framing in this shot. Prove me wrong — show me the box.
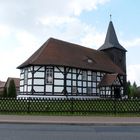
[19,65,125,97]
[18,20,127,99]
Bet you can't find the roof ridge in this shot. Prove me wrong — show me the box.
[50,37,98,51]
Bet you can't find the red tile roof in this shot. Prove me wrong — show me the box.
[99,73,120,87]
[0,81,5,88]
[17,38,124,75]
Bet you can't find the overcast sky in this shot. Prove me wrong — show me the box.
[0,0,140,85]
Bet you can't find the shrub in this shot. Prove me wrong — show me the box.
[8,79,16,98]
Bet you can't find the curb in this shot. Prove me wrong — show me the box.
[0,115,140,126]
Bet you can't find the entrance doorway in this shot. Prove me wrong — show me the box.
[114,87,121,99]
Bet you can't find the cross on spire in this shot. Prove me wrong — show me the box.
[110,14,112,21]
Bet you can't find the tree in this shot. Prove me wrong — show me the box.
[3,87,7,97]
[132,81,137,98]
[126,81,140,99]
[126,81,132,98]
[8,79,17,98]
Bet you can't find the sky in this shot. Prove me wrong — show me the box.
[0,0,140,85]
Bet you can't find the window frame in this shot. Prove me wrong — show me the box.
[46,67,53,84]
[82,71,87,81]
[24,68,28,85]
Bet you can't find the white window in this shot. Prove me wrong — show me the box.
[93,72,96,81]
[24,68,28,85]
[72,87,77,94]
[82,71,87,80]
[87,87,92,94]
[46,68,53,84]
[87,59,93,63]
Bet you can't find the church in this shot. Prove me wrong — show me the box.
[17,21,127,98]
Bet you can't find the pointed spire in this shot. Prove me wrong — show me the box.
[98,20,126,52]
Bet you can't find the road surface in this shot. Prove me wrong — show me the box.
[0,123,140,140]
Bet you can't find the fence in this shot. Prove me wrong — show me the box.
[0,98,140,115]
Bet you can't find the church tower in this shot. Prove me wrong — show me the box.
[98,20,127,74]
[98,19,127,96]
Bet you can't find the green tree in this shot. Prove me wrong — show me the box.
[132,82,137,98]
[8,79,16,98]
[3,87,7,97]
[126,81,132,98]
[126,81,140,99]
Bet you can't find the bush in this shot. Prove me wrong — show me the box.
[8,79,17,98]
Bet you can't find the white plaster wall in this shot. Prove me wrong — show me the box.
[46,85,52,92]
[34,79,44,85]
[34,86,44,92]
[67,80,71,86]
[24,85,27,92]
[83,82,86,87]
[54,79,63,86]
[78,88,82,93]
[88,71,91,75]
[34,66,45,71]
[27,86,32,92]
[28,72,32,78]
[72,81,76,86]
[73,74,76,79]
[54,72,63,79]
[20,87,23,92]
[83,88,86,93]
[97,77,100,82]
[20,80,24,86]
[67,87,71,93]
[93,82,96,87]
[28,79,32,85]
[97,88,99,93]
[20,73,24,79]
[88,82,91,86]
[56,67,64,72]
[93,88,96,93]
[88,76,91,81]
[97,72,100,76]
[73,69,76,73]
[78,81,82,86]
[34,72,44,78]
[40,66,45,71]
[54,87,63,92]
[78,75,82,80]
[67,73,71,79]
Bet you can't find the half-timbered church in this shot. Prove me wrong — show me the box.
[17,21,127,98]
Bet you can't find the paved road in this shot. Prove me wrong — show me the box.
[0,123,140,140]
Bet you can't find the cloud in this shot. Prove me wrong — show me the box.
[121,38,140,48]
[0,24,11,38]
[70,0,110,15]
[0,0,110,81]
[0,0,110,27]
[38,16,77,26]
[127,64,140,86]
[0,30,40,81]
[80,30,105,49]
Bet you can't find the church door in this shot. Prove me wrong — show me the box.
[114,87,121,99]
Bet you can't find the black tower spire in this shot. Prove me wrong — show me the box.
[98,21,126,52]
[98,21,127,74]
